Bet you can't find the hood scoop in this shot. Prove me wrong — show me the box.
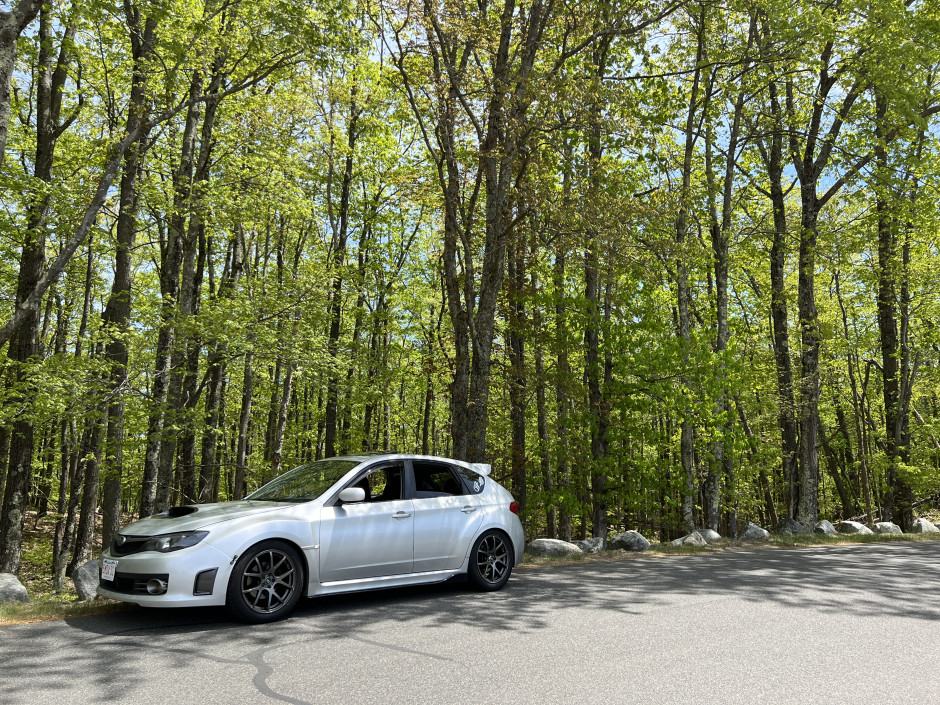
[165,505,198,517]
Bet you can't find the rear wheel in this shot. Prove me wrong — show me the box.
[226,540,303,623]
[467,530,513,591]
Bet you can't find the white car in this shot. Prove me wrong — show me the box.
[97,454,524,622]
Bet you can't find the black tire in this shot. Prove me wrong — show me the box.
[226,540,303,623]
[467,530,513,591]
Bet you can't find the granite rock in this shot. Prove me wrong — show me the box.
[0,573,29,603]
[609,531,651,552]
[525,538,583,557]
[671,531,707,547]
[73,559,100,601]
[739,522,770,540]
[836,520,874,535]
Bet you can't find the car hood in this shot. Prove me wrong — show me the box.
[120,501,293,536]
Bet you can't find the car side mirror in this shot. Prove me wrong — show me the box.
[338,487,366,503]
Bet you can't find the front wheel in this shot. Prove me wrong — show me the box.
[467,530,513,591]
[226,540,303,623]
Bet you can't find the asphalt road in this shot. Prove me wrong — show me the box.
[3,541,940,704]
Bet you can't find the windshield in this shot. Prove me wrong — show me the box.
[247,459,360,502]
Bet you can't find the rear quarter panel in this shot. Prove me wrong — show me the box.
[460,481,525,569]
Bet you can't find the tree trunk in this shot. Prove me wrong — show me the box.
[795,196,821,526]
[675,9,705,534]
[759,84,800,520]
[0,6,72,571]
[554,205,572,541]
[147,75,203,513]
[100,11,157,550]
[874,92,916,530]
[324,86,359,458]
[703,23,751,534]
[176,223,206,504]
[271,364,294,474]
[200,230,244,502]
[508,234,527,520]
[233,351,254,499]
[533,249,554,538]
[0,0,42,165]
[68,406,107,575]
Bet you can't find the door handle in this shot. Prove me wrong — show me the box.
[461,506,476,514]
[392,511,411,519]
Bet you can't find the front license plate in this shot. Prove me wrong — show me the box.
[101,558,118,582]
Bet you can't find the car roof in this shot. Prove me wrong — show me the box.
[332,453,491,476]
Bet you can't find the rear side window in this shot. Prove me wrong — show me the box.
[412,462,467,498]
[453,466,485,495]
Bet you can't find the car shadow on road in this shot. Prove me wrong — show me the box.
[2,541,938,705]
[51,539,940,642]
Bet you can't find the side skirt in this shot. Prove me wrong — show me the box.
[307,569,462,597]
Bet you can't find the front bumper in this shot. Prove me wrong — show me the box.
[97,543,232,608]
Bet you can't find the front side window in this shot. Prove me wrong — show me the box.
[348,463,405,502]
[413,461,466,498]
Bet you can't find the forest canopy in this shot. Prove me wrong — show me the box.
[0,0,938,586]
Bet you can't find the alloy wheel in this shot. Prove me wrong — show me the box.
[241,548,297,614]
[475,533,510,584]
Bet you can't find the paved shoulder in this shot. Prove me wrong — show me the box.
[3,541,939,704]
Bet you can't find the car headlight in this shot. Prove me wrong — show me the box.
[141,531,209,553]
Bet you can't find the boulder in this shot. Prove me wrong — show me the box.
[574,537,605,554]
[814,520,837,535]
[777,518,813,535]
[836,520,874,535]
[911,518,940,534]
[874,522,902,535]
[73,559,100,601]
[0,573,29,603]
[671,531,707,547]
[739,522,770,540]
[698,529,722,541]
[609,531,651,552]
[525,538,583,557]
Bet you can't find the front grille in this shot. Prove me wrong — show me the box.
[111,535,149,556]
[101,572,170,595]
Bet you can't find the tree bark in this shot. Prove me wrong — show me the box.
[703,19,752,534]
[200,230,244,502]
[145,76,203,513]
[0,0,42,165]
[0,6,72,571]
[68,406,107,575]
[324,85,359,458]
[533,245,554,538]
[675,7,705,533]
[874,92,917,530]
[176,222,206,504]
[100,10,157,550]
[754,41,799,520]
[508,233,527,520]
[233,350,254,499]
[554,192,572,541]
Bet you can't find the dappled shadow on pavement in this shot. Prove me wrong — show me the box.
[1,541,938,703]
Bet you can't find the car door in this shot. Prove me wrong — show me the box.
[318,462,414,582]
[410,460,485,572]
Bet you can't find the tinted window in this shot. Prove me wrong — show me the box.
[350,463,404,502]
[248,459,359,502]
[453,465,485,494]
[413,461,466,498]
